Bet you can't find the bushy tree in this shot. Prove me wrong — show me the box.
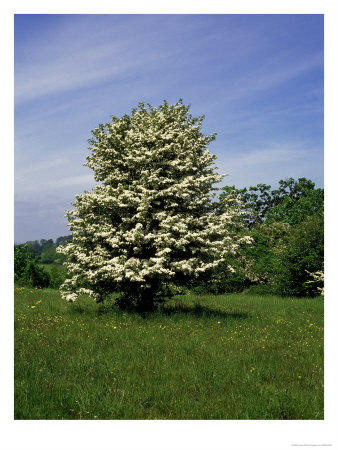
[14,244,30,281]
[21,260,50,288]
[265,178,324,226]
[58,100,250,311]
[242,221,292,291]
[49,265,67,289]
[220,177,324,228]
[25,240,42,259]
[219,178,324,295]
[14,244,50,288]
[275,214,324,297]
[40,246,57,264]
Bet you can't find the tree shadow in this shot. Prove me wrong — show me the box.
[158,301,250,320]
[70,298,250,320]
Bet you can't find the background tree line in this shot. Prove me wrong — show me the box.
[14,177,324,297]
[19,235,72,263]
[14,235,71,289]
[187,177,324,297]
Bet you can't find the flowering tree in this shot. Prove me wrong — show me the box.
[58,100,249,311]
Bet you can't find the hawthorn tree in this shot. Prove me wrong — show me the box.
[58,100,250,311]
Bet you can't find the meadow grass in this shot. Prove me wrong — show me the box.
[14,287,324,420]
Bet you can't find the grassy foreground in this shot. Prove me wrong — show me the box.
[14,287,324,420]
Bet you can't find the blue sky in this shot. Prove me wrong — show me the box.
[14,14,324,243]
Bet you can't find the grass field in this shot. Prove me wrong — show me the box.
[14,287,324,420]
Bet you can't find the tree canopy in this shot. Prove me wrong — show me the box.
[219,177,324,296]
[58,100,250,310]
[220,177,324,228]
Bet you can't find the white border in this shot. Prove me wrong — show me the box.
[2,2,338,450]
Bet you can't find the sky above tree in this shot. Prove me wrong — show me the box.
[14,14,324,243]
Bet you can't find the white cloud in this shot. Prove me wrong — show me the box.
[15,15,203,106]
[15,153,95,201]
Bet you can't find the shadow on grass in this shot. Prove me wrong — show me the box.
[159,302,250,320]
[69,299,249,320]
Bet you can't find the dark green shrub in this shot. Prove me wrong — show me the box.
[185,259,249,295]
[245,222,291,287]
[21,260,50,288]
[14,244,31,281]
[275,214,324,297]
[49,265,67,288]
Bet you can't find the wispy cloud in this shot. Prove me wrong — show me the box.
[218,145,323,188]
[196,52,323,117]
[15,15,204,105]
[15,153,95,201]
[14,14,324,242]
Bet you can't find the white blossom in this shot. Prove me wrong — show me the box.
[58,100,249,307]
[305,270,324,296]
